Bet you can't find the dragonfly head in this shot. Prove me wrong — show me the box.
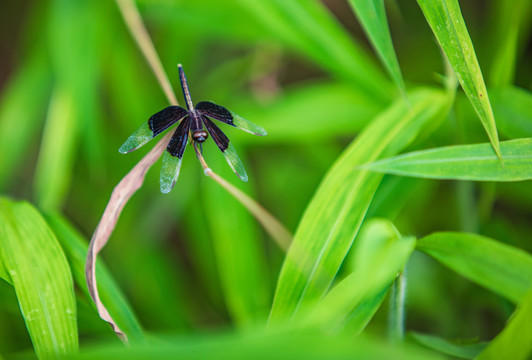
[192,130,208,143]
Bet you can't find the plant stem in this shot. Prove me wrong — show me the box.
[115,0,178,106]
[388,269,407,342]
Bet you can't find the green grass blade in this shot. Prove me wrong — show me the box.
[417,232,532,304]
[47,0,106,171]
[410,332,486,359]
[0,55,51,190]
[0,198,78,359]
[363,138,532,181]
[33,86,78,211]
[269,88,450,322]
[343,288,388,335]
[301,219,415,330]
[488,0,532,87]
[44,213,144,343]
[0,258,10,284]
[348,0,406,97]
[416,0,502,159]
[71,330,446,360]
[476,286,532,360]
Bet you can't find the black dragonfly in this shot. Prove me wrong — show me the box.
[119,64,267,193]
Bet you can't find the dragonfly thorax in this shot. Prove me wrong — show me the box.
[192,130,208,143]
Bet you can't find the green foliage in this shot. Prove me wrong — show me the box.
[0,0,531,358]
[364,138,532,181]
[417,232,532,304]
[477,287,532,360]
[0,199,78,359]
[45,214,144,343]
[348,0,406,96]
[299,219,415,331]
[409,332,487,358]
[269,89,449,322]
[417,0,502,158]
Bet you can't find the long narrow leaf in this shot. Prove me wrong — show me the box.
[301,219,415,330]
[0,259,10,284]
[488,0,532,87]
[410,332,486,359]
[0,198,78,359]
[0,55,51,190]
[343,288,388,335]
[71,330,445,360]
[269,88,450,322]
[45,213,144,343]
[348,0,406,96]
[363,138,532,181]
[33,86,77,211]
[477,286,532,360]
[417,0,502,159]
[417,232,532,304]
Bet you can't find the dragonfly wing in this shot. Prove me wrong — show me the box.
[160,116,190,193]
[196,101,267,136]
[222,143,248,182]
[202,116,248,182]
[119,106,188,153]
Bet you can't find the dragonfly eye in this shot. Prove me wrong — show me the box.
[192,130,208,143]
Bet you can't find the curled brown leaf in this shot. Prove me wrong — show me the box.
[85,131,173,343]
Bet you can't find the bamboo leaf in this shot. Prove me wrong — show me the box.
[301,219,414,330]
[0,258,10,284]
[0,198,78,359]
[269,88,450,322]
[33,86,78,211]
[348,0,406,96]
[410,332,486,359]
[363,138,532,181]
[70,329,445,360]
[417,232,532,303]
[416,0,502,159]
[44,213,144,343]
[477,286,532,360]
[343,288,388,335]
[488,0,532,87]
[0,55,51,190]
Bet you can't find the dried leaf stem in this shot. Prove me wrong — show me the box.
[115,0,178,106]
[86,0,292,343]
[85,131,172,343]
[86,0,177,343]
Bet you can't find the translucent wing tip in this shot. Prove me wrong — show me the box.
[160,151,183,194]
[119,122,154,154]
[223,143,248,182]
[237,172,248,182]
[160,180,176,194]
[255,127,267,136]
[232,113,267,136]
[118,142,137,154]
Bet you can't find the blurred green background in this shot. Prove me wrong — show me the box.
[1,0,531,358]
